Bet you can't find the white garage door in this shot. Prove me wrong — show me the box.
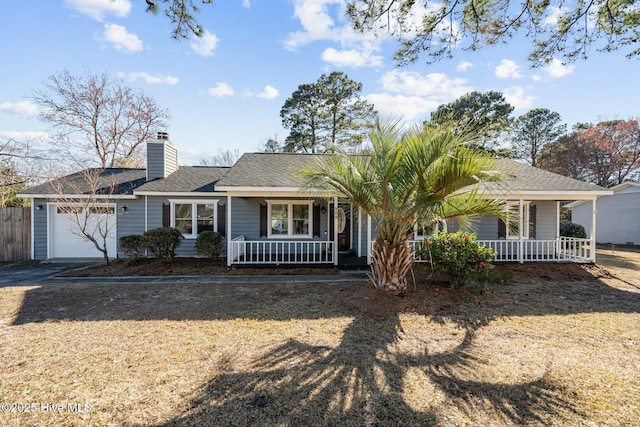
[50,205,117,258]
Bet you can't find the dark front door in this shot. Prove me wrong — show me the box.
[330,204,351,252]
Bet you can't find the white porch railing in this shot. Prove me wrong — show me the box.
[230,235,246,262]
[229,237,334,264]
[409,237,593,263]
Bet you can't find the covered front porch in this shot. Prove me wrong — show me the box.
[225,195,369,267]
[227,198,600,267]
[409,198,598,264]
[411,237,593,264]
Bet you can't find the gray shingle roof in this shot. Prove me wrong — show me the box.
[215,153,609,194]
[136,166,229,193]
[215,153,322,188]
[483,159,608,193]
[22,168,147,196]
[20,155,609,197]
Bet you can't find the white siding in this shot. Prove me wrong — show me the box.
[573,193,640,245]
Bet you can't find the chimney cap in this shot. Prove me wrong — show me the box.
[157,131,169,140]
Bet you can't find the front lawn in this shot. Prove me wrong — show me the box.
[1,254,639,426]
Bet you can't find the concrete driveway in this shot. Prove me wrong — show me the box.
[0,261,100,287]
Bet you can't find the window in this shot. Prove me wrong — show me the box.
[504,202,530,239]
[414,219,447,240]
[57,206,84,214]
[171,200,218,238]
[268,201,312,238]
[57,206,114,215]
[89,206,115,215]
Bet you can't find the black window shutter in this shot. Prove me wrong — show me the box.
[313,204,321,237]
[217,203,226,237]
[162,203,170,228]
[529,204,537,239]
[260,203,267,238]
[498,218,506,239]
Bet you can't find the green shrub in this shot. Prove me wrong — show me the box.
[416,231,497,288]
[119,235,145,262]
[560,221,587,238]
[195,231,224,260]
[142,227,184,263]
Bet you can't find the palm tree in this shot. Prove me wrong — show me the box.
[301,120,505,293]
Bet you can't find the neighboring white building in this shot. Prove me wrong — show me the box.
[567,182,640,246]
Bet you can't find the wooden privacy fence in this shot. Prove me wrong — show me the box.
[1,207,31,262]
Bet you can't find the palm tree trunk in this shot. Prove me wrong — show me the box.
[369,235,413,293]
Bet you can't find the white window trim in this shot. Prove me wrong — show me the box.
[266,200,313,239]
[505,201,530,240]
[169,199,219,239]
[414,219,448,240]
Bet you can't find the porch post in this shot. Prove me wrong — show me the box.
[349,203,353,253]
[367,213,372,265]
[556,200,561,261]
[358,206,362,257]
[591,198,597,262]
[556,201,560,238]
[518,199,524,264]
[333,196,339,266]
[226,195,232,267]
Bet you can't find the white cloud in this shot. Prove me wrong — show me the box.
[503,86,535,110]
[0,131,50,142]
[241,0,251,8]
[495,59,523,79]
[246,85,279,100]
[117,72,179,85]
[544,5,570,26]
[208,83,235,97]
[285,0,345,49]
[543,58,576,78]
[379,70,471,99]
[321,47,383,68]
[285,0,385,68]
[190,30,219,57]
[0,101,39,118]
[64,0,131,21]
[366,93,439,121]
[456,61,473,72]
[100,24,143,53]
[366,70,473,122]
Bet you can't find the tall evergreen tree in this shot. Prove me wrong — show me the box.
[429,91,514,149]
[510,108,566,167]
[280,72,375,154]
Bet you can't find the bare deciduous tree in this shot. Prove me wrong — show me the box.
[0,138,54,207]
[33,70,170,169]
[45,169,122,264]
[198,148,241,166]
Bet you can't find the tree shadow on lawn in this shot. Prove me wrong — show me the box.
[9,268,639,426]
[144,312,582,427]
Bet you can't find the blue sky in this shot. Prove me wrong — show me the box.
[1,0,639,165]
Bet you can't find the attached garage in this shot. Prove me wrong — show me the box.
[48,204,117,258]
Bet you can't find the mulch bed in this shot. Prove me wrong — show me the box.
[59,256,612,283]
[59,257,340,277]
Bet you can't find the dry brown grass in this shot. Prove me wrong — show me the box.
[1,249,639,426]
